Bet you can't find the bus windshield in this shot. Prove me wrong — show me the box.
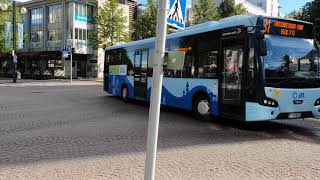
[263,35,320,87]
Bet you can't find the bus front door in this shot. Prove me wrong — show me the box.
[220,37,246,120]
[134,50,148,99]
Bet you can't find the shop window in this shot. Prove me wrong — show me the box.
[48,60,55,68]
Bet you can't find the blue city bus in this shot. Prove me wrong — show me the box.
[103,15,320,121]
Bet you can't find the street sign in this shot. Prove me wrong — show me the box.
[63,46,69,59]
[167,0,187,30]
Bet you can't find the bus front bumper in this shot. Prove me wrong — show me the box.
[245,102,320,121]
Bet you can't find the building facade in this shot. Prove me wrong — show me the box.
[15,0,130,79]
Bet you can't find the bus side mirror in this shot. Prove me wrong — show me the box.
[258,39,267,56]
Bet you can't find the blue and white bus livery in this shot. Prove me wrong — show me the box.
[103,15,320,122]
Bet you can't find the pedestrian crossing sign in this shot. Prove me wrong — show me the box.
[167,0,187,30]
[63,46,69,59]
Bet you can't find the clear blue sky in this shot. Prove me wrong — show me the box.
[280,0,313,15]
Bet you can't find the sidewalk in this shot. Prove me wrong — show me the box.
[0,78,102,87]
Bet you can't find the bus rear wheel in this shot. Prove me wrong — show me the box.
[121,86,129,102]
[193,95,211,121]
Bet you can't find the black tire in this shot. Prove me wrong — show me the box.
[193,95,212,121]
[121,86,129,102]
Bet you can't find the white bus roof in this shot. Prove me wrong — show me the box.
[105,15,312,51]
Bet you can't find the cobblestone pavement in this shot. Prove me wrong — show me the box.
[0,85,320,179]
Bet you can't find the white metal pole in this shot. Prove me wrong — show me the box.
[70,51,73,84]
[144,0,168,179]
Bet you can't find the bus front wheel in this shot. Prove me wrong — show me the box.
[121,86,129,102]
[193,95,211,121]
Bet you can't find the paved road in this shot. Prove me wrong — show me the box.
[0,84,320,179]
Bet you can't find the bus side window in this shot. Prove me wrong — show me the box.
[248,48,255,78]
[104,52,110,73]
[197,50,218,79]
[195,31,219,79]
[182,55,194,78]
[121,49,134,75]
[247,45,257,100]
[108,50,121,65]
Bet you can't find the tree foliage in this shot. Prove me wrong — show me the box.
[132,0,247,39]
[286,10,302,19]
[0,3,21,54]
[89,0,129,48]
[132,0,158,40]
[193,0,246,25]
[193,0,219,24]
[288,0,320,41]
[218,0,246,18]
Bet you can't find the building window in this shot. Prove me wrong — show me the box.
[79,29,83,40]
[83,29,87,41]
[47,4,63,48]
[30,7,43,49]
[75,28,79,39]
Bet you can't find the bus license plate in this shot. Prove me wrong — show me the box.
[288,113,302,119]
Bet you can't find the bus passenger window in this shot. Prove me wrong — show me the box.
[126,51,135,75]
[198,51,218,78]
[182,55,194,78]
[108,50,121,65]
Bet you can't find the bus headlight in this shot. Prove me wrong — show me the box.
[262,98,278,107]
[315,99,320,106]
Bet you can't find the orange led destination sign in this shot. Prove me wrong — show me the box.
[263,18,313,39]
[274,21,304,31]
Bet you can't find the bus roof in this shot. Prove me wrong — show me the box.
[105,15,313,51]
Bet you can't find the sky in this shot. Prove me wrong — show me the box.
[280,0,313,15]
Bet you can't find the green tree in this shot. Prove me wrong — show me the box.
[89,0,130,48]
[286,10,302,19]
[132,0,158,40]
[218,0,246,18]
[193,0,219,24]
[0,3,21,54]
[288,0,320,41]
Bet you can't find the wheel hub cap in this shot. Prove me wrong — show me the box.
[197,100,209,115]
[123,89,128,99]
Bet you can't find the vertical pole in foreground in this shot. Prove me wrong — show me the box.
[70,50,73,84]
[12,0,17,83]
[144,0,168,179]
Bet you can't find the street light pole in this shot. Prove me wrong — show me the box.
[70,47,73,84]
[12,0,17,83]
